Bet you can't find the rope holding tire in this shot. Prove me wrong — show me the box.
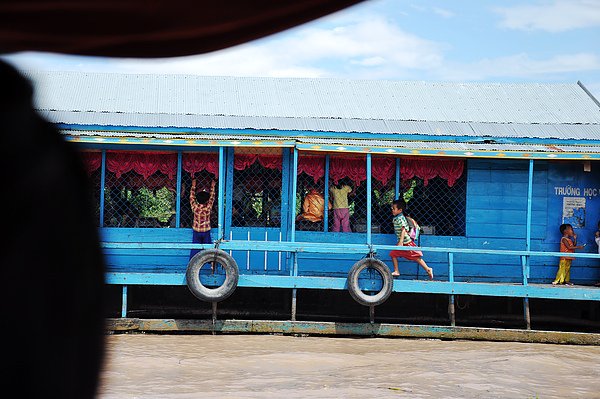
[186,248,239,302]
[347,257,393,306]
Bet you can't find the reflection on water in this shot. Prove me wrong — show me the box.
[98,334,600,399]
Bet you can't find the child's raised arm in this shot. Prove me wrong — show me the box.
[562,236,585,250]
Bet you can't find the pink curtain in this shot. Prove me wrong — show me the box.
[234,153,282,170]
[372,157,395,185]
[182,152,219,177]
[437,159,464,187]
[105,151,177,179]
[258,154,282,170]
[295,155,463,187]
[298,155,326,183]
[402,158,463,186]
[81,152,102,176]
[329,156,366,185]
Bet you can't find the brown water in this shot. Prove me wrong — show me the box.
[98,334,600,398]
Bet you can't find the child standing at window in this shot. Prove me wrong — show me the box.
[329,181,353,232]
[389,199,433,279]
[552,223,585,285]
[189,178,216,258]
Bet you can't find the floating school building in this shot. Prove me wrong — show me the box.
[25,71,600,339]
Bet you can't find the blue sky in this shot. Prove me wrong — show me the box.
[4,0,600,98]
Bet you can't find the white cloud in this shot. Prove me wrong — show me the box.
[410,4,455,18]
[351,56,386,66]
[431,7,455,19]
[436,52,600,81]
[494,0,600,32]
[58,15,444,79]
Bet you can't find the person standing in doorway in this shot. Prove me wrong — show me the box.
[189,178,216,258]
[329,180,353,232]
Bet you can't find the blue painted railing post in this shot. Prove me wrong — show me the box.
[290,148,300,320]
[121,285,128,318]
[523,159,534,330]
[281,148,291,242]
[99,150,107,226]
[448,252,455,326]
[324,155,330,232]
[217,147,225,240]
[395,158,401,200]
[224,148,235,239]
[175,151,182,228]
[366,154,372,245]
[525,159,534,279]
[291,148,298,244]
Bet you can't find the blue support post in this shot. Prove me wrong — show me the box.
[224,148,234,239]
[290,148,299,243]
[523,159,534,330]
[366,153,372,245]
[290,147,299,320]
[448,252,455,326]
[395,158,401,200]
[281,148,291,241]
[218,147,225,240]
[175,151,182,228]
[99,150,107,226]
[525,159,533,279]
[121,285,128,318]
[324,155,330,232]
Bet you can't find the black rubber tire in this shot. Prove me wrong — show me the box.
[347,258,393,306]
[186,248,239,302]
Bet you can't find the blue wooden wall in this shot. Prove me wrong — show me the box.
[99,151,600,286]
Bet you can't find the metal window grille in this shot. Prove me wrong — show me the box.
[402,175,467,236]
[232,149,282,227]
[89,168,102,227]
[328,155,365,233]
[102,152,177,228]
[371,172,396,235]
[295,173,326,232]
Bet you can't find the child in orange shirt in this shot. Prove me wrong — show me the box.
[552,223,585,285]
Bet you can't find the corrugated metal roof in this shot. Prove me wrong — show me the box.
[23,71,600,141]
[40,110,598,141]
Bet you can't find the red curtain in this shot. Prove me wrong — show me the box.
[299,155,463,187]
[372,157,395,185]
[329,156,366,185]
[437,159,465,187]
[81,152,102,176]
[84,150,463,187]
[182,152,219,177]
[234,154,282,170]
[106,151,177,179]
[402,158,436,186]
[402,157,463,186]
[298,155,326,183]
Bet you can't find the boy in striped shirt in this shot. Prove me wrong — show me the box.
[189,178,216,258]
[389,199,433,279]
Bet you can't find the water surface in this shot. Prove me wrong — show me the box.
[98,334,600,398]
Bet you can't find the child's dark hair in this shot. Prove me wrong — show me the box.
[196,191,210,204]
[392,198,406,211]
[559,223,572,234]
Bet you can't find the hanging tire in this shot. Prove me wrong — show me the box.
[347,258,393,306]
[186,248,239,302]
